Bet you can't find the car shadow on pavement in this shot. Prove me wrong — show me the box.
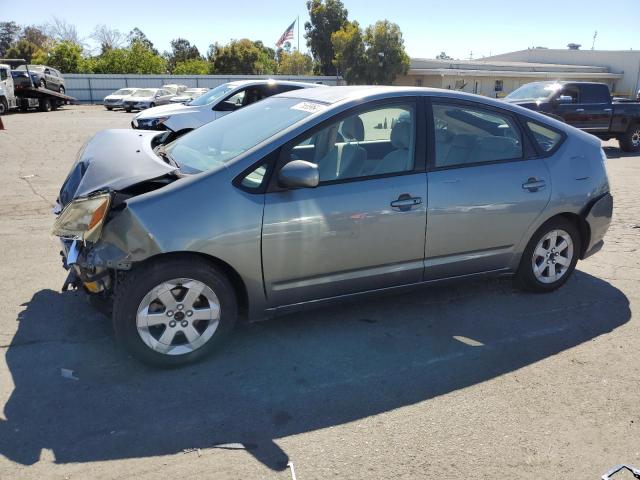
[0,271,630,471]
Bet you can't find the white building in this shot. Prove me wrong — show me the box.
[395,48,639,98]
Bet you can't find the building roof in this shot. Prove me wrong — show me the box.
[408,57,623,79]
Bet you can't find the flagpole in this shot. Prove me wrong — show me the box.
[297,15,300,52]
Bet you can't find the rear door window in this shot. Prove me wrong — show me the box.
[433,103,523,168]
[578,84,610,103]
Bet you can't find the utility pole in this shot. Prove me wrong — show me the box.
[592,31,598,50]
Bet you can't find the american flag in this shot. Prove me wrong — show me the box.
[276,20,296,48]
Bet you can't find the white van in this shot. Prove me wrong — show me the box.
[131,79,323,139]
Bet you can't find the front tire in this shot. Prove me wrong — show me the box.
[112,257,238,367]
[516,217,581,292]
[619,123,640,153]
[0,98,7,115]
[39,78,46,89]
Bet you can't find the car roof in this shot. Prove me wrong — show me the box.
[225,79,324,89]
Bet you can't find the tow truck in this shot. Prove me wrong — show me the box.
[0,58,76,114]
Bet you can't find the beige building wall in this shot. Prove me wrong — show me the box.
[395,72,616,98]
[486,49,640,97]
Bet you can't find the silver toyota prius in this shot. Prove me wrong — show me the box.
[52,86,613,366]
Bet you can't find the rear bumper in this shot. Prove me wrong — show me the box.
[583,192,613,259]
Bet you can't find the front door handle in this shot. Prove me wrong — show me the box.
[575,108,585,113]
[391,194,422,211]
[522,178,546,192]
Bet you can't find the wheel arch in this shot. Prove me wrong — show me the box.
[131,251,250,320]
[547,212,591,259]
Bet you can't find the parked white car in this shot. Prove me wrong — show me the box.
[123,88,175,112]
[161,84,188,95]
[131,80,323,138]
[103,88,138,110]
[170,88,209,104]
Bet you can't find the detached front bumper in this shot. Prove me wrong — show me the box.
[59,239,113,294]
[582,192,613,259]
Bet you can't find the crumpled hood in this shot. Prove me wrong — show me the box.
[58,129,177,207]
[135,102,200,120]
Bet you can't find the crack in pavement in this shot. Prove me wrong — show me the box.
[18,175,55,209]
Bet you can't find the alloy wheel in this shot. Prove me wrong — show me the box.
[531,229,574,284]
[136,278,220,355]
[632,129,640,147]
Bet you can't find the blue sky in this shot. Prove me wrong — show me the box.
[4,0,638,59]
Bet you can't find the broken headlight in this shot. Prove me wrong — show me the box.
[52,193,111,244]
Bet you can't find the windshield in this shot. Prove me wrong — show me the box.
[114,88,135,96]
[188,83,236,106]
[506,83,563,101]
[166,97,321,172]
[132,89,155,98]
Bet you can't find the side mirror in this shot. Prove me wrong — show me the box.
[557,95,574,104]
[278,160,319,189]
[214,101,238,112]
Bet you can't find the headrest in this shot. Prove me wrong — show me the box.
[341,116,365,142]
[391,121,411,149]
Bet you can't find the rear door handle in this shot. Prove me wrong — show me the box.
[522,178,546,192]
[575,108,585,113]
[391,194,422,211]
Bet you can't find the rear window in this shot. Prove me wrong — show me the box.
[526,121,563,153]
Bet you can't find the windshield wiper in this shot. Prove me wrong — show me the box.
[154,145,180,168]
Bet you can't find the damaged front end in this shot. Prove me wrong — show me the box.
[53,129,181,299]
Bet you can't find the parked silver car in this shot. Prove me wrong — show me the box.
[52,86,612,366]
[123,88,174,112]
[103,88,138,110]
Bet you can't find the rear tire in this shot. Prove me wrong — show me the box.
[39,98,52,112]
[125,107,132,112]
[105,106,113,111]
[619,123,640,153]
[112,257,238,367]
[516,217,581,293]
[149,102,156,108]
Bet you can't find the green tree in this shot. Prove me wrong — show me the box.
[92,41,166,74]
[362,20,409,85]
[21,25,51,50]
[212,39,276,74]
[304,0,348,76]
[277,50,314,75]
[165,38,201,72]
[173,58,212,75]
[436,51,452,60]
[128,27,158,55]
[6,39,40,63]
[0,21,21,57]
[34,40,83,73]
[331,21,366,84]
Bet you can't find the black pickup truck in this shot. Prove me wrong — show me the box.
[504,81,640,152]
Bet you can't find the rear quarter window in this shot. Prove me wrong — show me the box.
[526,121,563,153]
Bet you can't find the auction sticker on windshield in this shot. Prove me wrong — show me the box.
[291,101,326,113]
